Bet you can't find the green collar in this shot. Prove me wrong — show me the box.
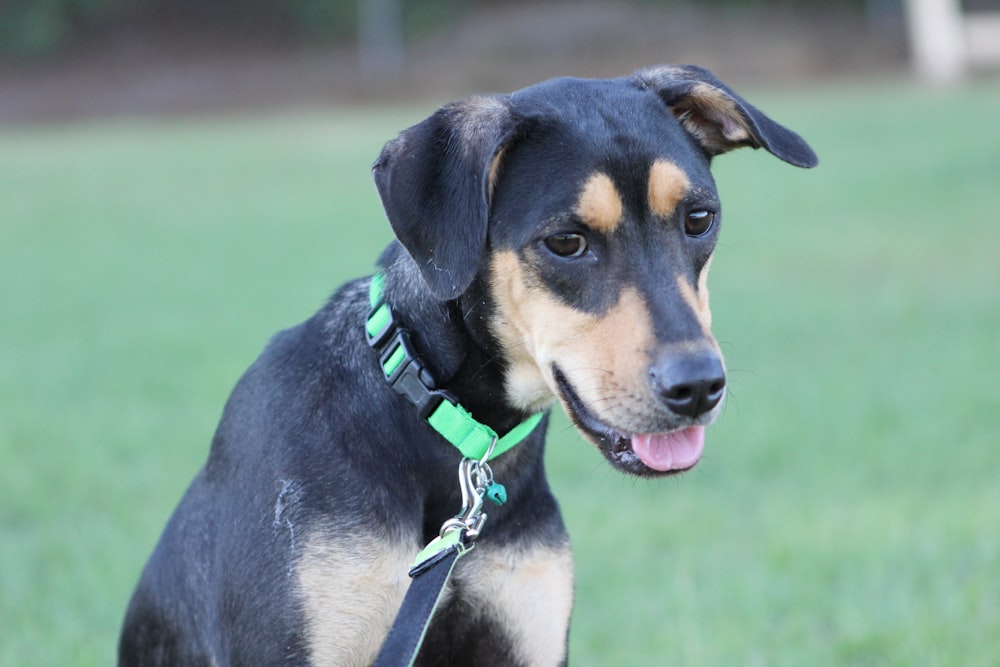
[365,273,543,461]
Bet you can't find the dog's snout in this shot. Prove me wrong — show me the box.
[650,351,726,418]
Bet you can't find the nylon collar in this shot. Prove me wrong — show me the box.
[365,273,543,461]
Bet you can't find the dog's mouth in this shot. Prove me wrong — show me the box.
[552,366,705,477]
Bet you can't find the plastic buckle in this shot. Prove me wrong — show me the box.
[381,330,450,420]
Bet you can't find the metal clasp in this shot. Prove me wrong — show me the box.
[439,457,496,540]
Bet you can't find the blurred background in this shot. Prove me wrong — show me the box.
[2,1,998,666]
[3,0,995,121]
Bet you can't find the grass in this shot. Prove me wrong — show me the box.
[2,78,999,666]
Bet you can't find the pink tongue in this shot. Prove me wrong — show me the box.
[631,426,705,471]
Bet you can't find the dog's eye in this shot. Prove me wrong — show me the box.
[544,233,588,258]
[685,210,716,237]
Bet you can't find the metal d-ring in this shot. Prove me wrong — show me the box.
[479,436,498,466]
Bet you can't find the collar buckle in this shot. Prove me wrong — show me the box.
[366,273,542,460]
[367,307,454,420]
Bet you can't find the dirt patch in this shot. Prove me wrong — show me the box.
[0,3,908,124]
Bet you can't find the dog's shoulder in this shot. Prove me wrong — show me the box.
[213,278,375,436]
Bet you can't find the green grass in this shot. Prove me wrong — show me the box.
[2,79,999,666]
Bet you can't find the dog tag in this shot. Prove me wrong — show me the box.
[485,481,507,506]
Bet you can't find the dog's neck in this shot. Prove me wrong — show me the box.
[376,243,528,438]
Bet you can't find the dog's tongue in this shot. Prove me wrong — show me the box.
[630,426,705,471]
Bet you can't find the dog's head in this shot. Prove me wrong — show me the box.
[373,65,817,477]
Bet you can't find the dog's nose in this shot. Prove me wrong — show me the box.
[649,351,726,418]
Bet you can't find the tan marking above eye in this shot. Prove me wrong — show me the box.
[574,172,623,234]
[648,159,691,220]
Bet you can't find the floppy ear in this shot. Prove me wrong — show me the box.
[634,64,818,168]
[372,95,521,300]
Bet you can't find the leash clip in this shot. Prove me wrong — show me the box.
[420,442,509,574]
[410,457,490,577]
[438,452,510,539]
[440,458,488,539]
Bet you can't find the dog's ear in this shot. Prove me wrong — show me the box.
[372,96,521,300]
[635,65,818,168]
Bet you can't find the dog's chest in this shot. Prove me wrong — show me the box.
[295,529,573,667]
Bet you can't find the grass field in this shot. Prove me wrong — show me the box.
[2,78,999,666]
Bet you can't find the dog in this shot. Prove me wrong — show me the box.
[119,64,817,667]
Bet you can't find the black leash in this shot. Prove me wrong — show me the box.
[373,456,497,666]
[372,528,474,667]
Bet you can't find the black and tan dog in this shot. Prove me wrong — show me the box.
[119,65,816,666]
